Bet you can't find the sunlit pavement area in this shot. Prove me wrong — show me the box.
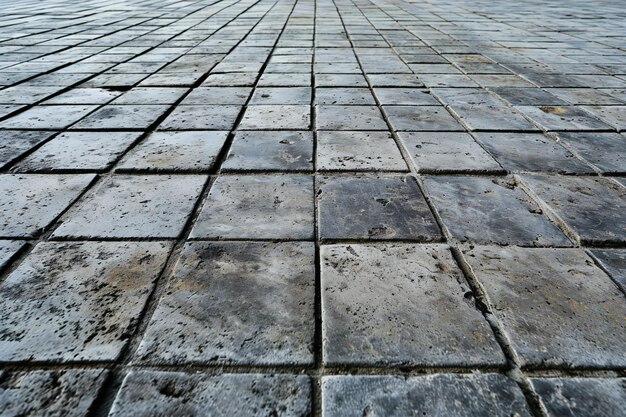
[0,0,625,415]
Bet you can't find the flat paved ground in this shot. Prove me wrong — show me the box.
[0,0,625,415]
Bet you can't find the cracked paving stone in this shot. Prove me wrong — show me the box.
[53,175,205,238]
[14,131,140,172]
[424,176,571,246]
[0,241,24,270]
[117,131,228,172]
[137,241,314,365]
[0,130,55,169]
[383,105,464,131]
[0,174,95,237]
[321,244,504,366]
[317,131,407,171]
[0,241,171,362]
[109,371,311,417]
[515,106,612,131]
[555,132,626,173]
[222,131,313,171]
[316,105,388,130]
[462,245,626,368]
[0,105,98,130]
[322,374,531,417]
[71,105,170,130]
[181,87,252,105]
[250,87,311,105]
[590,249,626,293]
[159,105,241,130]
[191,174,314,240]
[239,105,311,130]
[518,174,626,245]
[373,88,439,105]
[531,378,626,417]
[473,132,592,173]
[317,175,441,241]
[399,132,502,173]
[0,369,108,417]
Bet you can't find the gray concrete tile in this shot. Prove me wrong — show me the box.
[0,105,98,130]
[383,105,464,131]
[239,105,310,130]
[250,87,311,104]
[590,249,626,293]
[0,241,171,361]
[0,130,55,169]
[555,132,626,173]
[316,105,387,130]
[72,105,169,130]
[317,131,406,171]
[159,105,241,130]
[181,87,252,105]
[321,243,504,366]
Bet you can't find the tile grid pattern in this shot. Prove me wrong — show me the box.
[0,0,625,416]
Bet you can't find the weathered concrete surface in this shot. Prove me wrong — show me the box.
[137,241,315,365]
[109,371,311,417]
[322,374,532,417]
[321,244,505,366]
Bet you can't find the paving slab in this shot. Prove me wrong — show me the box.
[181,87,252,105]
[317,131,406,171]
[191,174,314,240]
[71,105,170,130]
[117,131,228,172]
[515,106,612,131]
[462,245,626,368]
[424,176,571,246]
[0,130,55,169]
[0,241,171,362]
[15,131,139,172]
[0,241,25,271]
[321,243,504,366]
[518,174,626,244]
[383,105,464,131]
[53,175,205,238]
[322,374,532,417]
[315,88,376,105]
[0,369,108,417]
[316,105,387,130]
[589,249,626,293]
[0,105,98,130]
[250,87,311,104]
[317,175,441,241]
[531,378,626,417]
[109,372,311,417]
[0,174,95,237]
[223,131,313,171]
[137,241,314,365]
[554,132,626,173]
[239,105,311,130]
[399,132,502,173]
[159,105,241,130]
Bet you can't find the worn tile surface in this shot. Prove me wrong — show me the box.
[1,0,625,414]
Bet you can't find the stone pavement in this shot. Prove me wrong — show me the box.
[0,0,625,415]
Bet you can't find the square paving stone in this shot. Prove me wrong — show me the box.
[0,174,95,237]
[71,105,169,130]
[383,105,464,131]
[555,132,626,173]
[0,130,55,169]
[317,131,407,171]
[315,88,376,105]
[531,378,626,417]
[590,249,626,293]
[222,131,313,171]
[117,131,228,172]
[321,244,504,366]
[181,87,252,105]
[53,175,205,238]
[315,74,368,87]
[367,73,423,87]
[109,372,311,417]
[0,105,98,130]
[474,133,592,173]
[44,88,122,105]
[316,105,388,130]
[202,72,257,87]
[423,176,571,246]
[399,132,502,173]
[462,246,626,368]
[490,87,566,106]
[15,131,139,172]
[159,105,241,130]
[317,175,441,241]
[322,374,531,417]
[518,174,626,245]
[582,105,626,131]
[111,87,187,104]
[0,241,171,362]
[0,369,108,417]
[258,73,311,87]
[250,87,311,104]
[191,175,314,240]
[137,241,314,365]
[0,241,25,271]
[373,88,439,105]
[515,106,612,131]
[239,105,310,130]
